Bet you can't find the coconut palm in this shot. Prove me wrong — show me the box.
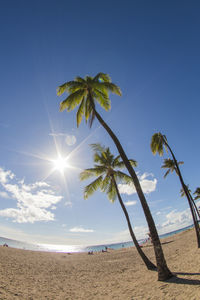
[180,185,191,197]
[80,144,156,270]
[180,185,200,219]
[194,188,200,201]
[161,158,184,178]
[151,132,200,247]
[58,73,172,280]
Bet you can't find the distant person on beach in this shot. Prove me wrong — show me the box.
[147,232,152,243]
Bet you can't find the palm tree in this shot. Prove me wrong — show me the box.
[80,144,156,270]
[151,132,200,247]
[180,185,191,197]
[180,185,200,220]
[194,188,200,201]
[161,158,184,178]
[58,73,172,280]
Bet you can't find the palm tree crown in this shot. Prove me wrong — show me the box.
[57,73,121,127]
[150,132,168,156]
[194,187,200,201]
[80,144,137,201]
[161,158,184,178]
[180,185,191,197]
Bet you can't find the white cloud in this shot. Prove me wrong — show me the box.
[118,172,157,195]
[69,226,94,233]
[0,167,62,223]
[157,208,194,235]
[124,200,137,206]
[0,191,10,199]
[64,201,72,207]
[0,168,14,184]
[106,225,149,244]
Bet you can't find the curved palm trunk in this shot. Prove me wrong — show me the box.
[189,193,200,220]
[93,108,173,280]
[111,175,156,270]
[162,137,200,248]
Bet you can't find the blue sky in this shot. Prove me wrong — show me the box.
[0,0,200,246]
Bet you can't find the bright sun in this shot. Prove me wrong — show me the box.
[52,156,69,173]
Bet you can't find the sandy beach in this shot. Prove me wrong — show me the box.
[0,228,199,299]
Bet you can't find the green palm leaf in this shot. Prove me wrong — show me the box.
[81,144,136,203]
[115,171,132,184]
[76,98,85,127]
[107,178,117,202]
[60,90,86,112]
[84,176,103,199]
[194,187,200,200]
[93,73,111,82]
[57,73,121,127]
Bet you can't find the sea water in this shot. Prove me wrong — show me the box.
[0,224,193,253]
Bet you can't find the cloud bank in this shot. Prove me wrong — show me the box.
[118,172,157,195]
[0,167,62,223]
[69,226,94,233]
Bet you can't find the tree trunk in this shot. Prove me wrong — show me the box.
[189,193,200,220]
[112,175,156,270]
[94,109,173,280]
[163,137,200,248]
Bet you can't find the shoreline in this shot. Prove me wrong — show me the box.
[0,224,194,254]
[0,228,199,299]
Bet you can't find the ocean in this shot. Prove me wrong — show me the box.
[0,224,193,253]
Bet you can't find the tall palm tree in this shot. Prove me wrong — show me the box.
[58,73,172,280]
[151,132,200,247]
[80,144,156,270]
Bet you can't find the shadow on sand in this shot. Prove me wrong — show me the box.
[166,273,200,286]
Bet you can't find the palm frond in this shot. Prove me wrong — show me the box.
[161,158,183,178]
[76,98,85,127]
[101,175,110,193]
[99,82,122,96]
[80,169,95,181]
[115,171,132,184]
[93,89,111,111]
[114,159,137,169]
[90,143,106,153]
[89,110,96,128]
[84,176,103,199]
[80,167,105,181]
[180,185,191,197]
[150,133,164,156]
[93,73,111,83]
[194,187,200,200]
[163,169,170,178]
[57,81,74,96]
[57,81,85,96]
[75,76,85,83]
[60,90,86,112]
[84,97,93,121]
[107,178,117,202]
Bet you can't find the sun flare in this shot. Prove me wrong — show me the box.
[52,156,70,173]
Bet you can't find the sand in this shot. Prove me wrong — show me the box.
[0,228,199,300]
